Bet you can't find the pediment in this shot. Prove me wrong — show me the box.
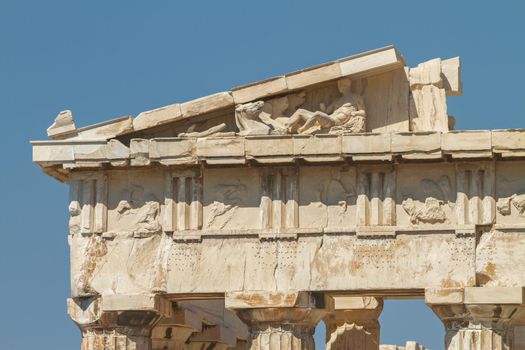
[45,45,461,143]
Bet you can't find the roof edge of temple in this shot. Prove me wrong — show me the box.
[45,45,409,141]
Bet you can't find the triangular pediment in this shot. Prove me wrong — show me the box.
[46,45,463,142]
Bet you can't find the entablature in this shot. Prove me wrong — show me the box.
[33,129,525,182]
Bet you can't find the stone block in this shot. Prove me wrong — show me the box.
[225,291,315,309]
[47,110,76,138]
[130,138,150,166]
[76,116,133,140]
[181,92,234,118]
[391,132,441,153]
[409,58,442,87]
[464,287,525,304]
[356,226,396,238]
[492,129,525,151]
[339,46,404,77]
[342,133,391,154]
[325,295,380,310]
[150,138,195,160]
[133,103,183,131]
[442,131,491,150]
[442,56,462,96]
[106,139,130,160]
[442,131,492,157]
[32,141,74,162]
[245,135,293,157]
[101,294,169,313]
[293,134,341,156]
[425,288,464,305]
[232,76,288,104]
[196,137,245,158]
[286,61,342,90]
[73,142,108,161]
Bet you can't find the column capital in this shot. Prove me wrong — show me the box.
[426,287,525,350]
[226,291,323,350]
[323,296,383,350]
[430,304,520,330]
[68,294,171,350]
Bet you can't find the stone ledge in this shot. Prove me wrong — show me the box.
[425,287,525,305]
[88,226,488,243]
[32,130,525,173]
[464,287,525,304]
[325,295,381,311]
[225,291,316,309]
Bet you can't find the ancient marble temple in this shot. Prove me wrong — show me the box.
[32,46,525,350]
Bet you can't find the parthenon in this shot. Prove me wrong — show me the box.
[32,45,525,350]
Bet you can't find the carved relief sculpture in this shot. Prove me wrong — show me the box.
[402,176,453,225]
[235,101,272,136]
[178,122,233,138]
[205,182,247,229]
[497,193,525,216]
[285,78,366,134]
[235,78,366,136]
[112,185,162,237]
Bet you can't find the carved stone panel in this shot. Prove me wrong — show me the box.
[396,163,456,227]
[299,166,357,230]
[106,170,164,237]
[203,168,261,231]
[495,160,525,225]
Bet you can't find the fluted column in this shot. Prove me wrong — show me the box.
[324,296,383,350]
[226,291,323,350]
[431,304,516,350]
[426,287,525,350]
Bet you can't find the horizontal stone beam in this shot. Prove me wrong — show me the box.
[425,287,525,305]
[32,130,525,176]
[225,291,316,309]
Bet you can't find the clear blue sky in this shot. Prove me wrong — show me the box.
[1,1,524,349]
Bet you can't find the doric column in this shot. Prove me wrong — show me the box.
[225,291,323,350]
[426,287,525,350]
[431,304,516,350]
[324,296,383,350]
[68,295,170,350]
